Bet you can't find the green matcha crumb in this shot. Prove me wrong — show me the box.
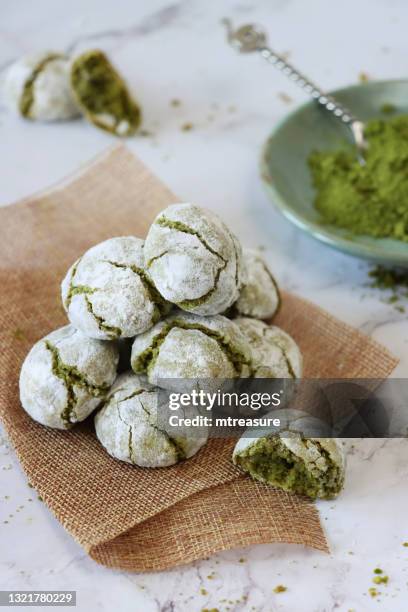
[201,609,219,612]
[170,98,181,107]
[278,92,293,104]
[369,266,408,291]
[181,122,193,131]
[238,557,246,563]
[273,585,287,594]
[200,588,208,596]
[37,495,43,502]
[12,327,26,341]
[403,542,408,547]
[368,587,380,598]
[368,266,408,309]
[309,115,408,242]
[381,103,396,115]
[374,568,383,574]
[359,71,370,82]
[373,575,389,585]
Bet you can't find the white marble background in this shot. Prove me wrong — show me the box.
[1,1,408,610]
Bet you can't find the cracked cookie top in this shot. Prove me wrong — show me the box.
[131,311,253,390]
[61,236,169,340]
[235,318,302,378]
[95,371,208,467]
[4,52,80,121]
[144,203,245,315]
[233,249,280,320]
[19,324,119,430]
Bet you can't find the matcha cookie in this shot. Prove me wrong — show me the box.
[235,318,302,378]
[70,49,141,136]
[4,52,80,121]
[233,432,345,500]
[131,311,253,389]
[61,237,168,340]
[233,249,280,319]
[19,325,118,430]
[95,371,208,467]
[144,203,244,315]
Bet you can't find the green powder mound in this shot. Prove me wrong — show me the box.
[70,49,141,136]
[368,265,408,292]
[235,437,343,500]
[309,115,408,242]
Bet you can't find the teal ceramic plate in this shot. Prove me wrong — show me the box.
[261,79,408,266]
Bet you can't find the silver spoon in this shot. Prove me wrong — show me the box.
[223,20,367,164]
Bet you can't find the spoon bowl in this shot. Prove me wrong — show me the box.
[261,79,408,266]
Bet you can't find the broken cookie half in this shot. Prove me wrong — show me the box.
[70,49,142,136]
[233,420,345,500]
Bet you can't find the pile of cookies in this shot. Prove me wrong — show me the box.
[19,203,344,499]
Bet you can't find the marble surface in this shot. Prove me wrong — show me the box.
[1,1,408,610]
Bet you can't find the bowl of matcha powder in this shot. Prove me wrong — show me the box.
[261,79,408,265]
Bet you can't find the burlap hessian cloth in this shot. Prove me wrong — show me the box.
[0,146,398,572]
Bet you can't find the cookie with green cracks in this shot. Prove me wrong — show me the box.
[70,49,141,136]
[233,431,345,500]
[232,249,280,320]
[144,203,245,316]
[131,311,253,391]
[61,236,169,340]
[19,325,119,430]
[235,318,302,378]
[3,51,80,121]
[95,371,208,467]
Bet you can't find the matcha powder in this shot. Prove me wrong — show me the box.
[309,115,408,241]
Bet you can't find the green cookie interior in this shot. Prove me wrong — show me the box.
[70,49,141,136]
[234,436,343,500]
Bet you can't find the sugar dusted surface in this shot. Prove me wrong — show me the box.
[95,371,208,466]
[62,236,161,339]
[19,324,118,429]
[145,203,243,314]
[3,53,79,120]
[235,249,280,319]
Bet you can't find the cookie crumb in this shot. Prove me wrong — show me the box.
[359,71,370,82]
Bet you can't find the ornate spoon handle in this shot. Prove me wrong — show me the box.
[224,20,367,160]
